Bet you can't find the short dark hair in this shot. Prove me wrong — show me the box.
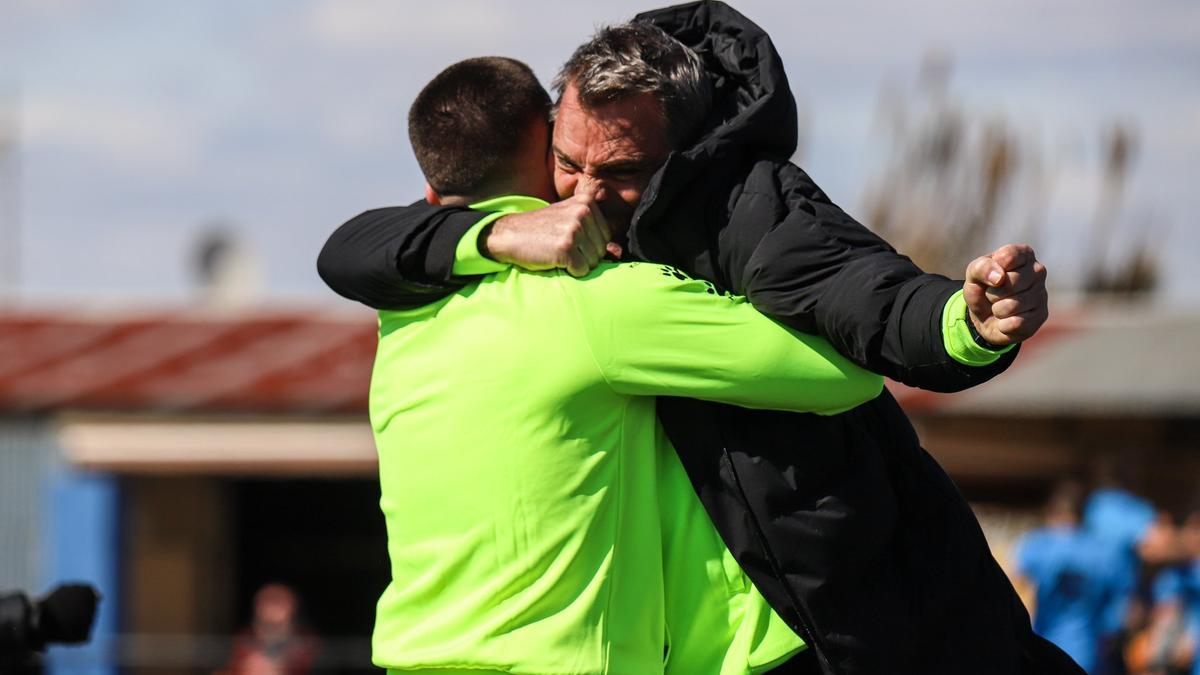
[553,23,711,149]
[409,57,551,197]
[1045,479,1085,521]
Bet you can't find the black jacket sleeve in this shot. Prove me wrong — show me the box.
[315,200,491,310]
[737,161,1015,392]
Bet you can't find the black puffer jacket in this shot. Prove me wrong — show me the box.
[317,2,1080,672]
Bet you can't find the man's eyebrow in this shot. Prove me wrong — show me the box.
[553,146,656,173]
[552,146,581,168]
[595,158,653,173]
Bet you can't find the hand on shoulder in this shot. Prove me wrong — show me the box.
[483,195,617,278]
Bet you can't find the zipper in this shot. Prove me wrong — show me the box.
[717,444,836,674]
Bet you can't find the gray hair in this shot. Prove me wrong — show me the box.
[552,22,713,150]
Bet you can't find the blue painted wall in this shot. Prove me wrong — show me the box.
[42,469,120,675]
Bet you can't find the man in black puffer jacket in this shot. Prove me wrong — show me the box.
[318,3,1079,673]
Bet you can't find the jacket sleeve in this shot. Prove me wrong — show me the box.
[738,161,1016,392]
[565,263,883,414]
[315,201,491,310]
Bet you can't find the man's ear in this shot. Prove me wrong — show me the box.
[424,183,441,205]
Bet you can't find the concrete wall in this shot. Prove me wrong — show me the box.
[0,416,54,593]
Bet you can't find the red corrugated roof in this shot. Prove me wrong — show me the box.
[0,310,377,414]
[4,300,1132,415]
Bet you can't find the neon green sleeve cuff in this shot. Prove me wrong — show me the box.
[451,211,510,276]
[942,289,1014,367]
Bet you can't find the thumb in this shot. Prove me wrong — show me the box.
[965,254,1006,289]
[963,255,1002,320]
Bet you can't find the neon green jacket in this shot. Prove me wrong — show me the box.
[369,196,882,674]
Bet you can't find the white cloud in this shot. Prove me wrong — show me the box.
[1153,103,1200,153]
[22,94,204,176]
[323,104,405,152]
[301,0,520,51]
[749,0,1200,71]
[1044,160,1100,223]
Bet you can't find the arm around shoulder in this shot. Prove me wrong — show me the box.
[565,262,882,414]
[316,202,489,310]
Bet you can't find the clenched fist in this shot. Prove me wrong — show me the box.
[963,244,1049,347]
[482,194,615,277]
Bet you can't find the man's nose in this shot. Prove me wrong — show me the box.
[575,173,608,202]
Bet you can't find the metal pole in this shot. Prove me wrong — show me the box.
[0,87,19,299]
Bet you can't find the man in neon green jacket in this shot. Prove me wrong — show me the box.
[368,57,881,674]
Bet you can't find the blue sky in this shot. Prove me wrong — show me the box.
[0,0,1196,305]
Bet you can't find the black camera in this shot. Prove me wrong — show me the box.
[0,584,100,669]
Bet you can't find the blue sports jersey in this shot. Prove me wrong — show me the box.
[1083,488,1156,636]
[1085,489,1155,546]
[1016,525,1122,673]
[1152,560,1200,675]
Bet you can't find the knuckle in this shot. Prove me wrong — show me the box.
[967,257,990,279]
[985,285,1010,301]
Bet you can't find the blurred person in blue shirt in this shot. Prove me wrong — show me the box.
[1145,510,1200,675]
[1085,486,1157,635]
[1084,459,1185,675]
[1015,481,1125,673]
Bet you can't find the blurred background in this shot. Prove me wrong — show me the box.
[0,0,1196,673]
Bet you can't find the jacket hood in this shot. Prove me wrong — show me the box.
[629,0,799,259]
[636,0,798,161]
